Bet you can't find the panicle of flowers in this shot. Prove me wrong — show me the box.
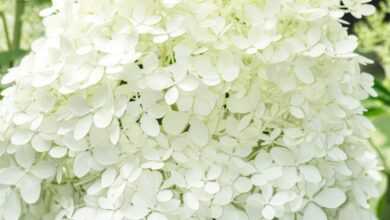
[0,0,381,220]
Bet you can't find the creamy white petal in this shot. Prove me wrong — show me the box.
[314,188,347,209]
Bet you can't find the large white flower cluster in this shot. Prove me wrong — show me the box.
[0,0,382,219]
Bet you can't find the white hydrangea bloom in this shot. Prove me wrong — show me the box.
[0,0,381,220]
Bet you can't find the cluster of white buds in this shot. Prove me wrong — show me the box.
[0,0,381,220]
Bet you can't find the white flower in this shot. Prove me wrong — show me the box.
[152,17,186,43]
[0,0,380,219]
[129,1,161,34]
[343,0,376,18]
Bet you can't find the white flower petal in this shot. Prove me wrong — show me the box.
[101,168,117,187]
[74,115,93,140]
[194,90,217,116]
[49,146,67,158]
[262,205,275,220]
[221,206,249,220]
[74,151,92,177]
[214,187,233,205]
[93,147,119,166]
[270,191,296,206]
[148,212,168,220]
[18,175,41,204]
[31,135,51,152]
[270,147,295,166]
[15,146,36,169]
[11,129,33,146]
[290,106,305,119]
[30,161,56,179]
[165,86,179,105]
[204,182,220,194]
[68,95,91,116]
[327,147,347,161]
[146,73,173,91]
[72,208,97,220]
[335,36,358,54]
[154,35,169,44]
[123,205,149,219]
[178,75,199,91]
[218,51,240,82]
[157,190,173,202]
[140,114,160,137]
[314,188,346,209]
[162,111,189,135]
[93,106,113,128]
[109,119,120,145]
[3,190,21,220]
[234,177,252,193]
[184,192,199,210]
[303,203,327,220]
[295,65,314,84]
[300,165,322,183]
[189,118,209,146]
[0,166,25,185]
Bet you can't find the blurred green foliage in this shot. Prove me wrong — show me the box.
[0,0,49,75]
[356,0,390,78]
[356,1,390,219]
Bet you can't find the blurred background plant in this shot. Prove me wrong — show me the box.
[0,0,49,78]
[355,0,390,219]
[0,0,390,219]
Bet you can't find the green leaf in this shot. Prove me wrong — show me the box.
[372,114,390,149]
[29,0,51,5]
[372,115,390,220]
[0,49,28,67]
[378,175,390,220]
[374,79,390,105]
[374,79,390,92]
[365,107,387,117]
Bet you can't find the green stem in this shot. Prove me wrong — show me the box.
[12,0,26,51]
[375,79,390,98]
[0,12,12,49]
[73,173,100,187]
